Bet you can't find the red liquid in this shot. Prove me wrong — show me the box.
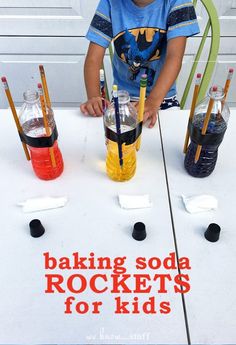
[29,141,64,180]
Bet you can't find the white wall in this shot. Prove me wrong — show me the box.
[0,0,235,108]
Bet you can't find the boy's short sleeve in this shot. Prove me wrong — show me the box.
[86,0,113,48]
[167,0,200,41]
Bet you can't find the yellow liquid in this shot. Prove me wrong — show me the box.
[106,140,136,182]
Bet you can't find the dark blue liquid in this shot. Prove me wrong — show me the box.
[184,113,227,178]
[184,142,218,177]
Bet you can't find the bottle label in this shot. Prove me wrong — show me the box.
[104,122,142,145]
[18,126,58,148]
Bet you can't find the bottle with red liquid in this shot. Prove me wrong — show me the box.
[19,90,64,180]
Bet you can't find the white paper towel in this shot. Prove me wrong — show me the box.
[118,194,152,209]
[182,194,218,213]
[18,196,68,213]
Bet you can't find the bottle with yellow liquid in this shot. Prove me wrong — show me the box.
[104,90,138,182]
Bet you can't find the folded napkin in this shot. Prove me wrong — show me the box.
[182,194,218,214]
[18,196,68,213]
[118,194,152,209]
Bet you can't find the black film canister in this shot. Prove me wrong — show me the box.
[204,223,221,242]
[132,222,146,241]
[29,219,45,238]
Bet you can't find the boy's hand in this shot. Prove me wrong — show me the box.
[80,97,109,117]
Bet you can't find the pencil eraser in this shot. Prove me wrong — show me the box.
[1,76,7,83]
[212,85,218,92]
[197,73,202,78]
[229,68,234,73]
[37,83,42,89]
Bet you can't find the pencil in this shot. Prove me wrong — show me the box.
[39,65,51,108]
[224,68,234,101]
[112,85,123,167]
[38,83,56,168]
[100,69,106,114]
[194,86,217,163]
[1,77,30,161]
[136,74,147,151]
[183,73,202,154]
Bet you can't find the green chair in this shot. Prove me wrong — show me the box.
[180,0,220,108]
[104,0,220,108]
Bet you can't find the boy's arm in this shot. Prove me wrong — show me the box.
[143,36,187,127]
[80,42,107,116]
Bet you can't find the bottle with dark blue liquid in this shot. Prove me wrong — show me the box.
[184,86,230,177]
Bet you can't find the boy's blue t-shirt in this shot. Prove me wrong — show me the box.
[86,0,200,99]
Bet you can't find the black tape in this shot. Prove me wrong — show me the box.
[19,126,58,148]
[188,121,226,146]
[105,122,142,145]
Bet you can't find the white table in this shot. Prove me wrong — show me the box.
[159,109,236,345]
[0,109,188,344]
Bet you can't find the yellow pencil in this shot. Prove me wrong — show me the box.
[183,73,202,154]
[136,74,147,151]
[194,86,217,163]
[1,76,30,161]
[39,65,51,108]
[224,68,234,101]
[38,83,56,168]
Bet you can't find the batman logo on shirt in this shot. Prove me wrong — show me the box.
[113,27,166,85]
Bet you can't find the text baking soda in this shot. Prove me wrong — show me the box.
[44,252,191,314]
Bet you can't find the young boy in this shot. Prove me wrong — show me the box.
[80,0,199,128]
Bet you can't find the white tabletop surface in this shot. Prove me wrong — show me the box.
[0,109,188,344]
[159,109,236,344]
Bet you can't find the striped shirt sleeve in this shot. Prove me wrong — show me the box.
[167,1,200,40]
[86,0,113,48]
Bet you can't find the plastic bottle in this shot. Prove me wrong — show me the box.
[184,85,230,177]
[104,90,138,181]
[19,90,64,180]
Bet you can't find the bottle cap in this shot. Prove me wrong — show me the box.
[204,223,221,242]
[132,222,146,241]
[29,219,45,238]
